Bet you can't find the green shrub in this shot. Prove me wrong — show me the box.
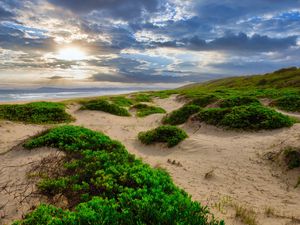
[195,105,294,130]
[195,108,231,126]
[131,103,166,117]
[17,125,221,225]
[133,94,152,102]
[138,125,188,147]
[81,99,130,116]
[0,102,73,124]
[163,105,201,125]
[37,178,69,195]
[221,105,294,129]
[219,96,261,108]
[284,147,300,169]
[187,94,218,107]
[109,96,134,107]
[272,95,300,112]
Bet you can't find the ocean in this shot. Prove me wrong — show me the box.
[0,87,161,102]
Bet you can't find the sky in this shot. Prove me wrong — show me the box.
[0,0,300,88]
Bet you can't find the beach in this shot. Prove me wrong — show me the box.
[1,95,300,224]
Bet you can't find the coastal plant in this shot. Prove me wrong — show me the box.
[131,103,166,117]
[186,94,218,107]
[234,204,258,225]
[132,94,152,102]
[109,96,134,107]
[80,99,130,116]
[138,125,188,147]
[283,147,300,169]
[219,96,261,108]
[0,102,73,124]
[271,94,300,112]
[15,125,221,225]
[195,104,294,130]
[163,105,202,125]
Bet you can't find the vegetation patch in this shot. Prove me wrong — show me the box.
[195,104,294,130]
[234,204,258,225]
[219,96,261,108]
[271,95,300,112]
[109,96,134,107]
[131,103,166,117]
[132,93,152,102]
[283,147,300,169]
[187,94,218,107]
[163,105,202,125]
[80,99,130,116]
[0,102,73,124]
[138,125,188,147]
[14,125,221,225]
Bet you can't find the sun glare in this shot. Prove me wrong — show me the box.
[57,47,87,61]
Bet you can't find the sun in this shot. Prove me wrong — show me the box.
[57,47,87,61]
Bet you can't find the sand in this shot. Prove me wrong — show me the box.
[0,146,62,224]
[1,95,300,224]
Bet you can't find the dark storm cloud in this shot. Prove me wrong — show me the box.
[194,0,300,24]
[152,33,297,52]
[0,24,55,51]
[0,7,14,20]
[48,0,161,20]
[90,57,225,83]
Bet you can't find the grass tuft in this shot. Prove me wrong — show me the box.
[234,204,258,225]
[138,125,188,147]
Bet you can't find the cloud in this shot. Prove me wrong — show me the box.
[0,7,14,20]
[47,75,72,80]
[152,32,298,52]
[48,0,162,20]
[0,24,55,51]
[0,0,299,86]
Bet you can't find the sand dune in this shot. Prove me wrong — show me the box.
[1,95,300,224]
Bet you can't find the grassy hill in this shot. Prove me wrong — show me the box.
[181,67,300,90]
[147,67,300,100]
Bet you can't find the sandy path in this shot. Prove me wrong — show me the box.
[0,147,61,225]
[0,121,46,155]
[69,95,300,225]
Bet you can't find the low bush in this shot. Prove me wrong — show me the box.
[109,96,134,107]
[138,125,188,147]
[133,94,152,102]
[131,103,166,117]
[219,96,261,108]
[80,99,130,116]
[187,94,218,107]
[195,104,294,130]
[0,102,73,124]
[271,95,300,112]
[284,147,300,169]
[15,125,221,225]
[163,105,201,125]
